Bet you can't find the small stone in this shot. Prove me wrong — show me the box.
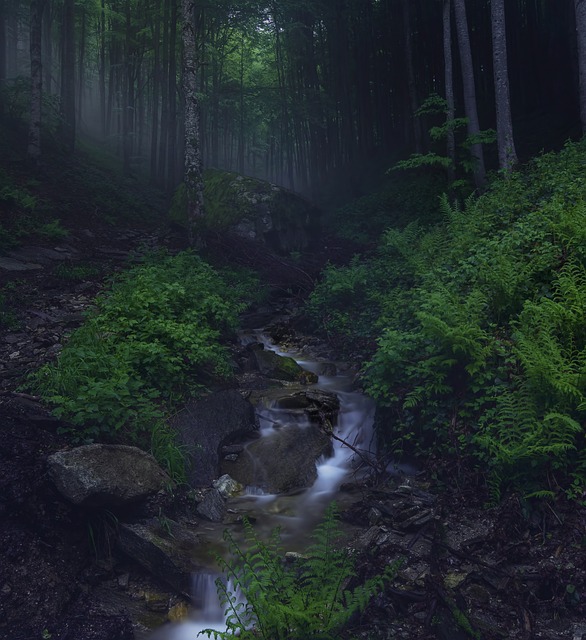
[1,583,12,597]
[213,474,244,498]
[117,573,130,589]
[368,507,382,525]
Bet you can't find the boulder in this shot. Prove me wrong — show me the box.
[275,389,339,427]
[170,390,259,488]
[221,425,333,494]
[47,444,170,507]
[248,344,315,382]
[170,169,322,254]
[213,474,244,499]
[117,519,205,597]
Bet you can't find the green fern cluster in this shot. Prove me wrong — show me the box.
[203,503,401,640]
[310,140,586,500]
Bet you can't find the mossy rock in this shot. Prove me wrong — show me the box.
[169,169,321,254]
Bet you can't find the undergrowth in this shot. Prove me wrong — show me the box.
[307,140,586,502]
[203,503,401,640]
[29,250,262,480]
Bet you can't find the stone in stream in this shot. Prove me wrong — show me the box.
[221,424,333,494]
[247,343,318,383]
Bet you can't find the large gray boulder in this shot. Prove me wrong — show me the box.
[47,444,170,507]
[221,425,333,494]
[171,389,259,488]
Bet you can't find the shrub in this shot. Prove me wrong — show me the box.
[309,140,586,500]
[29,251,260,474]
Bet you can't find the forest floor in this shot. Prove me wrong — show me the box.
[0,227,585,640]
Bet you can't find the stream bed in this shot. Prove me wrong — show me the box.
[148,328,380,638]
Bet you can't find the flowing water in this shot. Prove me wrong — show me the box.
[148,330,379,639]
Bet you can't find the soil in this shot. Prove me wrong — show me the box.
[1,229,585,640]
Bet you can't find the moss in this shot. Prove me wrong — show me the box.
[168,169,321,251]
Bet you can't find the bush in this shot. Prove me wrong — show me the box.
[29,251,261,475]
[309,140,586,500]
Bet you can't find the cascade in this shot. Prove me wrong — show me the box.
[148,330,377,639]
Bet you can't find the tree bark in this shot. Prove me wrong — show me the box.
[402,0,422,153]
[27,0,46,163]
[491,0,517,171]
[453,0,486,188]
[575,0,586,134]
[59,0,76,153]
[181,0,205,246]
[443,0,456,184]
[0,0,6,116]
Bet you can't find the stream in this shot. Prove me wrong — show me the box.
[148,329,380,639]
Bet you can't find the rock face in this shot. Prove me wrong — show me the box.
[117,519,205,596]
[169,169,322,254]
[171,389,259,488]
[47,444,170,507]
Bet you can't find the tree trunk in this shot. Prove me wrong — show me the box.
[98,0,106,139]
[575,0,586,134]
[77,5,86,126]
[150,8,161,180]
[27,0,46,163]
[166,0,177,191]
[42,1,52,94]
[443,0,456,184]
[60,0,76,153]
[0,0,6,116]
[491,0,517,171]
[181,0,205,246]
[402,0,422,153]
[453,0,486,188]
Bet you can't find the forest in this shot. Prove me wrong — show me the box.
[1,1,586,639]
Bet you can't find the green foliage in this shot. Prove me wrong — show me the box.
[310,140,586,499]
[29,251,258,472]
[203,503,401,640]
[329,171,446,244]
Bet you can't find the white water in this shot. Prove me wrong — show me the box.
[148,333,378,639]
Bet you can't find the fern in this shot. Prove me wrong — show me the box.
[202,503,401,640]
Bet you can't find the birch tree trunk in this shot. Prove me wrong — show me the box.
[575,0,586,134]
[443,0,456,184]
[181,0,204,246]
[453,0,486,188]
[491,0,517,171]
[27,0,46,163]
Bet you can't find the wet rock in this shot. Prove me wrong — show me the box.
[47,444,170,507]
[117,519,204,596]
[171,390,258,488]
[275,388,339,426]
[222,424,333,493]
[213,474,243,498]
[249,344,309,382]
[195,488,226,522]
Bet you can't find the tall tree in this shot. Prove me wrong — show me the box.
[491,0,517,171]
[575,0,586,135]
[453,0,486,188]
[0,0,6,116]
[443,0,456,184]
[402,0,422,153]
[60,0,76,152]
[27,0,46,163]
[182,0,204,246]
